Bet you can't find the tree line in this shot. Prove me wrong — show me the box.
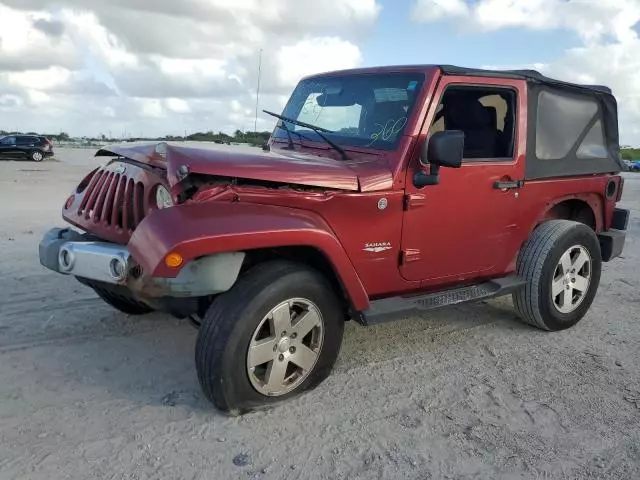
[2,128,639,158]
[0,129,272,146]
[621,148,640,160]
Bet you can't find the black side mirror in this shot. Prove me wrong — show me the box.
[421,130,464,168]
[414,130,464,187]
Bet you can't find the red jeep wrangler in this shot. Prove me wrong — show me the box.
[39,65,629,414]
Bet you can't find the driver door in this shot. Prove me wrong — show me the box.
[400,76,526,287]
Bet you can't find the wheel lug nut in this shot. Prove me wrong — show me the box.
[291,333,297,339]
[289,346,296,353]
[281,331,287,337]
[278,354,284,361]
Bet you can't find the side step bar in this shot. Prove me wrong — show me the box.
[360,276,526,326]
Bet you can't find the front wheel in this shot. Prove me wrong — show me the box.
[513,220,602,331]
[195,261,344,414]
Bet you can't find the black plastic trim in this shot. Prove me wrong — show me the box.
[611,208,630,231]
[358,275,526,326]
[598,229,626,262]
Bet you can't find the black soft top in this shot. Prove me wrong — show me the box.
[438,65,612,94]
[438,64,624,179]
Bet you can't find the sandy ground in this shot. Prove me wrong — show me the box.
[1,148,639,480]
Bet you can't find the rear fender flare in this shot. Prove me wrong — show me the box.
[506,194,604,272]
[536,194,603,232]
[128,202,370,311]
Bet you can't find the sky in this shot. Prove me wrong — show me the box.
[0,0,639,145]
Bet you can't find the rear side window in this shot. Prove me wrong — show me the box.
[576,120,608,159]
[16,136,42,145]
[535,90,606,160]
[0,136,16,145]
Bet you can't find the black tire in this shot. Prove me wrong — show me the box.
[29,150,44,162]
[195,260,344,415]
[513,220,602,331]
[92,285,154,315]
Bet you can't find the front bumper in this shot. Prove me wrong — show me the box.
[39,227,131,283]
[38,227,245,299]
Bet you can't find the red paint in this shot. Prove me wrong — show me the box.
[128,201,370,310]
[60,65,625,313]
[63,160,166,245]
[98,142,394,194]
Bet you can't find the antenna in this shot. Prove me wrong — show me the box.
[254,48,262,133]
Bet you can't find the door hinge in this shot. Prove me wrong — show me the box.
[403,193,427,210]
[400,249,421,264]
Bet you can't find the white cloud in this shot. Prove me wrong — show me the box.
[413,0,640,43]
[165,98,192,114]
[412,0,640,144]
[411,0,469,22]
[6,67,72,90]
[0,0,380,137]
[0,4,80,71]
[138,98,164,119]
[276,37,363,87]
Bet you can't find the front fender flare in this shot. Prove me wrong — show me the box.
[128,202,370,311]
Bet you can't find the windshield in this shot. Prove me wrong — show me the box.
[274,72,425,151]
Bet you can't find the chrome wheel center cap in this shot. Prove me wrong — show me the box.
[277,337,291,353]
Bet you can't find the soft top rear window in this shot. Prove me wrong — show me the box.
[524,82,622,179]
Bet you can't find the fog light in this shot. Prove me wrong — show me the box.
[109,257,127,280]
[165,252,183,268]
[59,247,75,271]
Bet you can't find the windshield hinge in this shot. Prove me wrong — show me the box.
[400,249,421,264]
[403,193,427,210]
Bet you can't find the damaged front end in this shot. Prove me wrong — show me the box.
[41,142,254,317]
[40,140,384,317]
[38,226,246,318]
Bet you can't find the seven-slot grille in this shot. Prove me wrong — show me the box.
[77,166,149,231]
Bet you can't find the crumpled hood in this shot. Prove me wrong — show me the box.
[95,141,393,192]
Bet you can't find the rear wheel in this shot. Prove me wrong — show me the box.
[92,285,154,315]
[195,261,344,415]
[29,150,44,162]
[513,220,602,331]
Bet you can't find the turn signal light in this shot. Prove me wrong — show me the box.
[165,252,184,268]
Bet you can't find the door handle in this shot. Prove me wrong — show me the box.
[493,179,524,190]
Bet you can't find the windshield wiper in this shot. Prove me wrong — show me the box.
[274,121,295,149]
[274,120,314,149]
[263,109,349,160]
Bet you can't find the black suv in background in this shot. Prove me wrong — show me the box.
[0,134,54,162]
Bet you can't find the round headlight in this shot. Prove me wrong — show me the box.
[156,185,173,209]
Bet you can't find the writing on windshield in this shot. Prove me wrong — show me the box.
[275,73,425,151]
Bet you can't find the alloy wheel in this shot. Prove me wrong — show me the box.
[246,298,324,396]
[551,245,592,314]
